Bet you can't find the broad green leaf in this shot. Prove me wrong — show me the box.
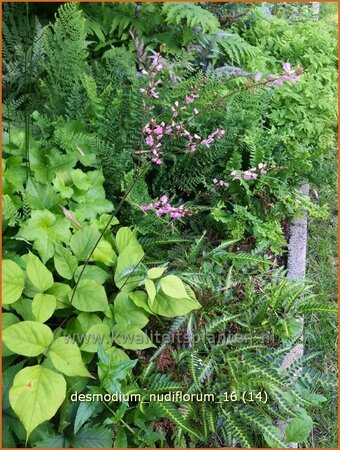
[72,279,109,312]
[71,169,91,191]
[151,285,201,318]
[160,275,188,299]
[9,365,66,439]
[32,293,56,323]
[74,264,110,284]
[3,321,53,356]
[77,312,102,332]
[105,346,130,362]
[46,283,71,309]
[145,279,156,305]
[70,225,100,261]
[114,233,144,291]
[147,267,166,279]
[26,252,54,292]
[54,246,78,280]
[113,325,156,350]
[114,292,149,328]
[3,313,21,357]
[2,260,25,304]
[115,227,134,254]
[92,240,117,266]
[18,210,71,262]
[80,324,111,353]
[129,290,153,313]
[285,412,313,443]
[3,362,25,410]
[50,337,92,377]
[10,298,34,321]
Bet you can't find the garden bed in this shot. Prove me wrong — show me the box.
[2,2,338,449]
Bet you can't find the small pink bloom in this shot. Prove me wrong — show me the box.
[283,62,291,73]
[145,136,154,146]
[185,96,194,103]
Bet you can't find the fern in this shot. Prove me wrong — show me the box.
[162,3,220,34]
[154,402,202,439]
[221,411,253,448]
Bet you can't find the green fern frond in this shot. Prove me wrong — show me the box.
[154,402,202,439]
[162,3,220,34]
[221,411,252,448]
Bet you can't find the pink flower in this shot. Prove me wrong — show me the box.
[283,62,291,73]
[154,125,164,136]
[185,96,194,103]
[145,136,154,146]
[254,72,262,81]
[160,195,168,204]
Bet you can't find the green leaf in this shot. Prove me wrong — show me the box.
[50,337,92,377]
[3,362,25,410]
[54,246,78,280]
[32,293,57,323]
[77,312,102,332]
[114,292,149,329]
[114,230,144,291]
[80,324,112,353]
[147,267,166,279]
[70,225,101,261]
[145,278,156,305]
[72,279,109,312]
[69,424,112,448]
[74,401,104,434]
[114,426,127,448]
[115,227,134,254]
[2,260,25,304]
[285,409,313,443]
[92,240,117,266]
[26,252,54,292]
[9,365,66,439]
[113,325,156,350]
[3,321,53,356]
[46,283,71,310]
[18,210,71,262]
[129,290,153,313]
[34,431,69,448]
[71,169,91,191]
[2,313,20,356]
[74,264,110,284]
[151,285,201,318]
[160,275,188,299]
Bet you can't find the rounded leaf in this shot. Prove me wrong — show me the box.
[32,293,56,323]
[72,279,109,312]
[9,365,66,439]
[26,252,54,292]
[160,275,188,299]
[50,337,92,377]
[147,267,166,279]
[3,321,53,356]
[2,260,25,304]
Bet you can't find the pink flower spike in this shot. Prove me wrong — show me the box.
[160,195,168,204]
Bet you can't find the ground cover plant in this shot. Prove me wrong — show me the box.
[2,2,338,448]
